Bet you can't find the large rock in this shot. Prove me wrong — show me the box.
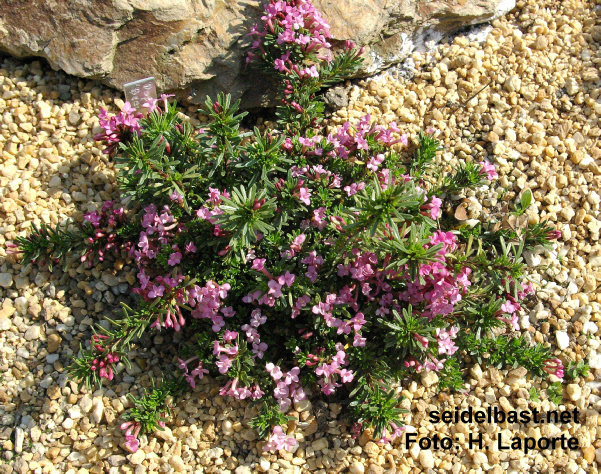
[0,0,515,107]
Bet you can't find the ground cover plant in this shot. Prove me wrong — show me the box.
[15,0,565,453]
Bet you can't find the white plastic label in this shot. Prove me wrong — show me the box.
[124,77,157,112]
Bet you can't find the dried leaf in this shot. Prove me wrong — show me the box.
[455,203,468,221]
[516,214,528,230]
[502,214,528,236]
[504,214,517,230]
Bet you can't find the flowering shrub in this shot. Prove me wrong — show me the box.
[16,0,564,453]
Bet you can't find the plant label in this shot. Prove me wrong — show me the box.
[124,77,157,113]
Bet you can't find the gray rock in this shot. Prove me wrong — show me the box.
[0,273,13,288]
[324,86,349,109]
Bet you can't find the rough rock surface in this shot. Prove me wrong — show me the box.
[0,0,515,107]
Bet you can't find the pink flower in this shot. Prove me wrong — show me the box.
[344,182,365,197]
[142,97,159,113]
[284,367,300,384]
[268,280,283,297]
[339,368,354,383]
[299,65,319,78]
[436,327,459,355]
[501,300,519,314]
[479,161,498,180]
[148,284,164,298]
[421,196,442,220]
[169,191,183,203]
[298,187,312,205]
[312,207,327,230]
[266,363,283,380]
[99,365,114,381]
[413,333,429,348]
[367,154,385,172]
[291,234,306,250]
[274,58,288,72]
[305,266,318,283]
[252,258,266,271]
[84,211,102,227]
[277,271,296,287]
[168,252,182,266]
[124,435,139,453]
[160,93,175,112]
[504,313,520,331]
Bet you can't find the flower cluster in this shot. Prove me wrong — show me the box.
[121,421,142,453]
[88,334,119,381]
[264,426,297,452]
[543,359,565,380]
[248,0,333,66]
[95,103,142,155]
[82,200,129,264]
[267,363,306,411]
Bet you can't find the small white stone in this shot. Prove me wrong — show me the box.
[129,450,145,465]
[566,384,581,402]
[421,371,438,388]
[259,457,271,472]
[68,110,81,125]
[169,455,185,472]
[523,251,541,267]
[68,406,83,420]
[519,314,530,330]
[234,467,252,474]
[37,101,52,119]
[565,78,579,96]
[294,398,311,413]
[589,352,601,370]
[48,176,61,188]
[472,451,488,466]
[589,255,601,268]
[62,417,74,430]
[24,324,42,340]
[470,364,483,379]
[16,348,30,358]
[14,427,24,454]
[556,331,570,350]
[0,317,10,331]
[222,420,234,436]
[91,399,104,424]
[311,438,328,451]
[79,395,93,414]
[504,75,521,92]
[349,461,365,474]
[419,450,434,468]
[583,322,598,335]
[14,296,28,315]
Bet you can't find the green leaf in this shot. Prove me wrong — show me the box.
[520,189,533,211]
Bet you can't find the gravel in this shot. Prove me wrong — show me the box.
[1,0,601,472]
